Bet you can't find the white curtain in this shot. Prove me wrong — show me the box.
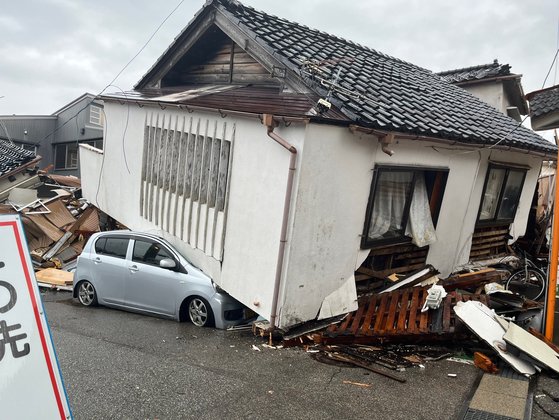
[406,173,437,247]
[367,170,437,247]
[368,171,411,240]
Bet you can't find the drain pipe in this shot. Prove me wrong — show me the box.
[263,114,297,329]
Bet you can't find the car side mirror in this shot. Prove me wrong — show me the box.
[159,258,176,269]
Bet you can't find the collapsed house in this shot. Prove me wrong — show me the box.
[0,142,101,278]
[79,0,557,330]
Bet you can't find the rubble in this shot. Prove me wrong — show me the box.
[267,250,557,383]
[0,171,124,289]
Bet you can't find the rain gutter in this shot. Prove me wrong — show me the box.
[263,114,297,329]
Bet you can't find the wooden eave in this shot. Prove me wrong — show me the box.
[135,3,310,94]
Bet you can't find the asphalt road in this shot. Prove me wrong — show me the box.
[43,290,481,420]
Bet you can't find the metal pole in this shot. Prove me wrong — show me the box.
[545,163,559,340]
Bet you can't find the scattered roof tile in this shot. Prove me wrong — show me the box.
[437,60,512,84]
[0,140,36,178]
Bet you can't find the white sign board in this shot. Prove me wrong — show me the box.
[0,215,72,419]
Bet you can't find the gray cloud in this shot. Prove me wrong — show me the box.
[0,0,557,122]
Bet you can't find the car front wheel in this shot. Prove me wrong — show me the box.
[188,297,214,327]
[78,281,98,306]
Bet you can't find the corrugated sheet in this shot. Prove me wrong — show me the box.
[78,207,100,232]
[26,214,65,242]
[44,199,76,229]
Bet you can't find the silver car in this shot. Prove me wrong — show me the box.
[73,231,248,329]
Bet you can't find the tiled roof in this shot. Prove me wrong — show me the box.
[0,140,36,178]
[437,61,512,84]
[526,85,559,119]
[211,0,554,154]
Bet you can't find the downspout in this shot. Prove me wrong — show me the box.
[263,114,297,329]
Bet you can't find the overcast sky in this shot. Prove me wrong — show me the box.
[1,0,557,119]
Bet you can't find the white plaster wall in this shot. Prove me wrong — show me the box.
[463,83,507,113]
[80,101,544,329]
[220,122,306,320]
[278,127,545,328]
[80,102,235,280]
[80,100,307,321]
[280,124,374,326]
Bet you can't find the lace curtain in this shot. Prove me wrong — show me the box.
[367,170,437,247]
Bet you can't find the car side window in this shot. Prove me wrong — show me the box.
[132,239,174,267]
[95,237,129,259]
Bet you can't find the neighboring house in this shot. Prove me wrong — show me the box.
[0,93,104,176]
[438,60,528,121]
[526,84,559,131]
[0,140,41,202]
[80,0,556,330]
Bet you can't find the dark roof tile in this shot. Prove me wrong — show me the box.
[527,85,559,118]
[0,140,36,177]
[437,60,512,83]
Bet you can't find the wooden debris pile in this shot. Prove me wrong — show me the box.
[279,264,543,349]
[0,173,122,288]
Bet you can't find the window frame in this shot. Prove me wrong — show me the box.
[94,236,129,259]
[131,238,176,269]
[476,164,527,226]
[54,142,79,170]
[361,165,448,249]
[89,105,103,126]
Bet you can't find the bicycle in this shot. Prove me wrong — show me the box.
[504,248,547,301]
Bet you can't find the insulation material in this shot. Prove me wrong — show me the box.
[44,199,76,229]
[7,187,38,207]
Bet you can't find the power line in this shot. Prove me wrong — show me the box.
[35,0,186,146]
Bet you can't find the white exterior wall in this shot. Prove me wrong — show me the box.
[81,101,306,322]
[464,83,509,114]
[80,101,543,330]
[277,124,543,328]
[219,121,306,320]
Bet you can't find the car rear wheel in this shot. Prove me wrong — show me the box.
[188,297,214,327]
[78,281,98,306]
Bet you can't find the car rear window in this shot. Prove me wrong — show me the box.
[95,237,129,259]
[132,239,174,266]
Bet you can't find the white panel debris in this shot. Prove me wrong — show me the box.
[453,301,536,376]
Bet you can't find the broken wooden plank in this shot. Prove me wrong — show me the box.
[35,268,73,286]
[325,352,406,383]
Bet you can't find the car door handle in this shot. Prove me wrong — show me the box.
[129,265,139,273]
[94,257,102,264]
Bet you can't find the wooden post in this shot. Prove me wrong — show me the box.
[545,163,559,340]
